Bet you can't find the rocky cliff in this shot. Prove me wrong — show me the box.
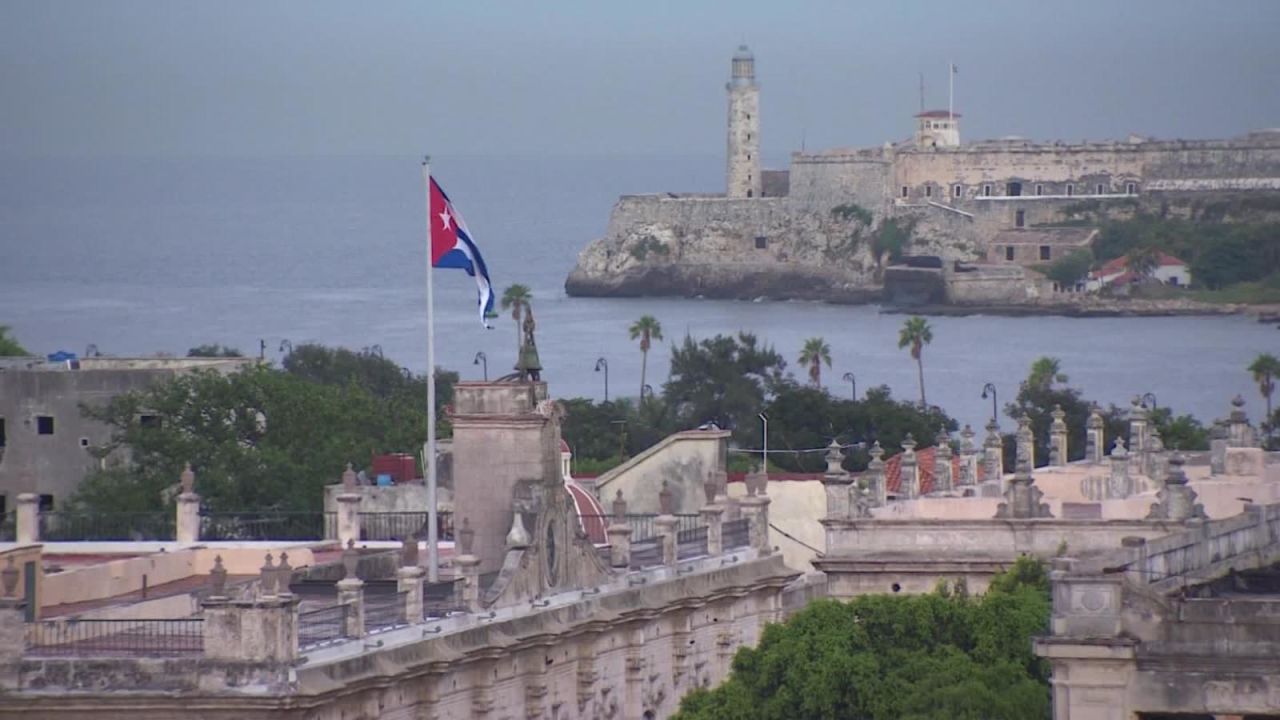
[564,194,886,302]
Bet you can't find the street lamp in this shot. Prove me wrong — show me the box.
[278,339,293,356]
[1141,392,1158,411]
[473,351,488,381]
[981,383,998,424]
[595,357,609,402]
[758,412,769,472]
[841,372,857,401]
[643,384,654,402]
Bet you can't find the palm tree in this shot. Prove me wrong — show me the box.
[798,337,832,388]
[898,316,933,406]
[500,284,532,357]
[1028,356,1068,390]
[1248,353,1280,427]
[628,315,664,402]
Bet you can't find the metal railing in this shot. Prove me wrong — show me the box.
[577,513,702,541]
[677,526,709,560]
[723,518,750,549]
[630,537,662,569]
[365,592,408,632]
[38,511,174,541]
[200,511,333,541]
[25,618,202,657]
[298,603,348,649]
[359,511,454,541]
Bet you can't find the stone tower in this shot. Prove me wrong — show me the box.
[726,45,761,199]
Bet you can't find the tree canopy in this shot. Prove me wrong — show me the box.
[673,557,1051,720]
[0,325,29,356]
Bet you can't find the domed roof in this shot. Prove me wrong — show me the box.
[559,438,571,454]
[733,44,754,61]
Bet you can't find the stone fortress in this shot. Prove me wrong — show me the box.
[565,46,1280,306]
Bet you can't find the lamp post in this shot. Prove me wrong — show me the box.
[595,357,609,402]
[643,384,654,402]
[278,339,293,356]
[981,383,998,424]
[841,372,857,401]
[758,412,769,473]
[473,351,488,381]
[1141,392,1157,411]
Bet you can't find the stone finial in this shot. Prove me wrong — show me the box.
[342,539,359,579]
[1087,404,1104,429]
[1130,396,1147,418]
[458,517,475,555]
[869,440,885,465]
[1146,453,1207,522]
[984,419,1001,446]
[1,556,18,598]
[1050,405,1066,432]
[180,463,195,494]
[1111,437,1128,458]
[959,424,975,452]
[1164,452,1188,486]
[1108,438,1132,499]
[866,441,887,507]
[901,433,917,453]
[994,455,1053,519]
[1149,427,1164,453]
[342,463,357,492]
[259,552,278,596]
[277,552,293,594]
[824,438,845,475]
[506,511,531,549]
[401,536,419,568]
[658,480,674,515]
[611,490,627,523]
[208,555,227,597]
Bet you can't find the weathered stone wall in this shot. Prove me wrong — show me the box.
[726,82,760,199]
[592,429,728,514]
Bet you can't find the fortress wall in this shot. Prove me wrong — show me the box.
[787,153,892,212]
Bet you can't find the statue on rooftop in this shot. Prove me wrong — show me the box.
[515,305,543,382]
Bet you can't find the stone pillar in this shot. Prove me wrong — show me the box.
[958,424,977,487]
[606,492,632,569]
[1228,395,1254,447]
[740,476,772,555]
[983,420,1004,485]
[866,441,887,506]
[994,456,1053,519]
[397,537,425,624]
[336,463,362,548]
[1147,428,1166,484]
[337,540,365,638]
[176,463,201,544]
[0,557,27,670]
[1085,405,1105,464]
[1146,454,1206,522]
[1015,414,1035,469]
[15,493,38,544]
[203,553,299,663]
[933,428,953,493]
[454,518,482,612]
[1128,397,1148,455]
[820,439,852,518]
[655,514,678,567]
[899,434,919,499]
[1209,420,1228,475]
[1108,438,1131,499]
[1049,405,1068,466]
[701,502,724,557]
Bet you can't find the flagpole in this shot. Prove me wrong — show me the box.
[422,157,439,583]
[948,62,954,123]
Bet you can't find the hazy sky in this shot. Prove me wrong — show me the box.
[2,0,1278,159]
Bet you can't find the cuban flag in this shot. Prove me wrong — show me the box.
[429,177,496,327]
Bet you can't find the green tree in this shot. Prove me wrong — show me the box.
[663,332,787,434]
[673,557,1051,720]
[1125,245,1162,281]
[629,315,664,402]
[1027,357,1068,391]
[797,337,832,388]
[500,283,532,358]
[871,218,912,267]
[187,344,244,358]
[1042,249,1093,289]
[898,316,933,406]
[0,325,29,356]
[1149,407,1210,452]
[1247,352,1280,426]
[71,364,431,513]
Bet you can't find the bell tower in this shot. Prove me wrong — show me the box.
[726,45,761,199]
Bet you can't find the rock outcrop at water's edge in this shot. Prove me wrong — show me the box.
[564,194,886,303]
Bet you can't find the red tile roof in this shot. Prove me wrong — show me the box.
[1093,251,1187,279]
[882,446,983,494]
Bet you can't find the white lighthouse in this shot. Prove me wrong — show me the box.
[726,45,761,199]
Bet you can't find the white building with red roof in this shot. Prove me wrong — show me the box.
[1087,250,1191,291]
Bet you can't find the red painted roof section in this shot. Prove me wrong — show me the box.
[560,439,571,453]
[1093,251,1187,278]
[883,446,969,494]
[915,110,961,119]
[567,480,607,543]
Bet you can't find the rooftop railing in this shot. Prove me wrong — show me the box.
[200,511,333,541]
[25,618,203,657]
[297,603,348,650]
[38,511,174,542]
[723,518,750,550]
